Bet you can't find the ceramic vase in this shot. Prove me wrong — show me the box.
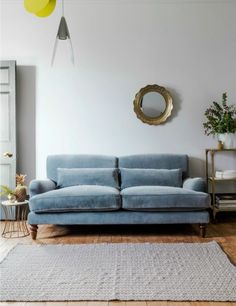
[217,133,234,149]
[7,194,16,203]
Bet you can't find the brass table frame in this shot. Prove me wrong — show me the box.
[205,148,236,219]
[1,200,29,238]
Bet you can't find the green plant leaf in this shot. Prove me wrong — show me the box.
[0,185,15,196]
[203,93,236,135]
[222,92,227,107]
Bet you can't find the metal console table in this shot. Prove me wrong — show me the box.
[205,148,236,220]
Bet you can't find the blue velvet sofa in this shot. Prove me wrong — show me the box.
[28,154,210,239]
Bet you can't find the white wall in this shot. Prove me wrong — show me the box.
[0,0,236,182]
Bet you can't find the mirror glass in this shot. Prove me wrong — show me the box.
[133,84,173,125]
[141,92,166,118]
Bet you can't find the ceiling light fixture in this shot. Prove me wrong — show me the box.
[51,0,74,66]
[24,0,56,17]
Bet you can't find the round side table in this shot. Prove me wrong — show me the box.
[1,200,30,238]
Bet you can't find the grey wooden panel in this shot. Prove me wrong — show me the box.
[0,61,16,220]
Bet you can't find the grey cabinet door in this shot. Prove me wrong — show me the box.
[0,61,16,219]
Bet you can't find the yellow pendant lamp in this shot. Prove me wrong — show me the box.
[24,0,56,17]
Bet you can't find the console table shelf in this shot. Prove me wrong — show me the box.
[205,148,236,219]
[208,177,236,182]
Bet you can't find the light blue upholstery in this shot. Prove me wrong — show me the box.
[57,168,119,189]
[121,186,210,211]
[29,179,56,197]
[28,154,210,238]
[47,155,118,182]
[183,177,206,192]
[120,168,182,189]
[119,154,189,178]
[30,185,121,213]
[28,211,209,225]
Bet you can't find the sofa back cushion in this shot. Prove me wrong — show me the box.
[57,168,119,189]
[120,168,182,189]
[47,155,118,183]
[119,154,188,179]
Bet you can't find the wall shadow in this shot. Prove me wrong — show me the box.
[188,156,206,177]
[166,87,182,123]
[16,66,36,185]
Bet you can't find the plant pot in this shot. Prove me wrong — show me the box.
[217,133,234,149]
[217,141,224,150]
[7,194,16,203]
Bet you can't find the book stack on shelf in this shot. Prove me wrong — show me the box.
[215,170,236,179]
[216,194,236,210]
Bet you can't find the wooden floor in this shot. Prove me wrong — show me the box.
[1,212,236,306]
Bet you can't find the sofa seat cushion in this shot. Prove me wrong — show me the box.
[30,185,121,213]
[121,186,210,211]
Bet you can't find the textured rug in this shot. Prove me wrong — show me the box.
[0,241,236,301]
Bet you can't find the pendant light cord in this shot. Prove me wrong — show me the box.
[62,0,64,16]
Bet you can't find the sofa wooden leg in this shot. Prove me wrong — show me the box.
[199,224,206,238]
[29,224,38,240]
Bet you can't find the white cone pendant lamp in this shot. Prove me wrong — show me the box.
[24,0,75,65]
[51,0,74,66]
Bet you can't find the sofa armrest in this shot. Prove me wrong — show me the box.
[183,177,206,192]
[29,179,56,197]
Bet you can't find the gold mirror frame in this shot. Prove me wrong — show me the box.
[133,84,173,125]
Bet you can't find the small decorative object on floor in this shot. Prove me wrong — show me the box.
[1,200,29,238]
[203,92,236,149]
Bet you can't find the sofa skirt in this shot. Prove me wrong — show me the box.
[28,210,209,225]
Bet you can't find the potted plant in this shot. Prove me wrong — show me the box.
[203,93,236,149]
[0,185,16,203]
[0,173,27,203]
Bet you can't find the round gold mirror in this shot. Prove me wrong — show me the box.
[133,84,173,125]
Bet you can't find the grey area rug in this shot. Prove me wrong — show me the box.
[0,241,236,301]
